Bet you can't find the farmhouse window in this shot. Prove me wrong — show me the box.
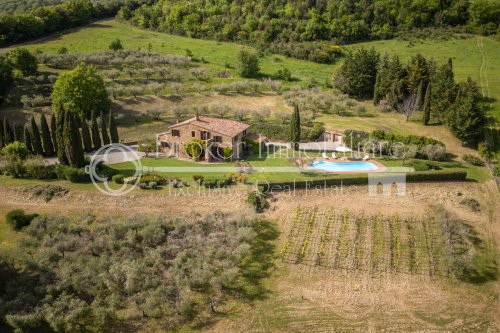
[201,131,210,140]
[214,135,222,143]
[172,129,180,137]
[191,131,195,137]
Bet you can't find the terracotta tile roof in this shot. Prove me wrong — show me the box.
[168,116,250,137]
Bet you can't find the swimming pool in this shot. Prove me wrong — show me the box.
[311,160,379,172]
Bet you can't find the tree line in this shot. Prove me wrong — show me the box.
[0,0,123,46]
[119,0,500,47]
[334,48,486,147]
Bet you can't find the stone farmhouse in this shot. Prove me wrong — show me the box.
[157,116,250,162]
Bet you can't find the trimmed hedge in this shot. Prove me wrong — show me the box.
[112,174,124,184]
[249,122,324,142]
[372,130,445,148]
[462,154,485,166]
[63,167,91,183]
[139,174,165,185]
[260,170,467,192]
[204,176,233,188]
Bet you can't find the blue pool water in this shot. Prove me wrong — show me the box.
[311,160,378,172]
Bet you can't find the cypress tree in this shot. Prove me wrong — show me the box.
[64,112,85,168]
[416,80,424,111]
[3,118,14,145]
[406,53,429,94]
[81,117,92,153]
[13,124,21,142]
[388,79,404,110]
[0,119,4,148]
[101,111,110,145]
[40,114,55,156]
[423,82,431,125]
[56,108,69,165]
[109,111,119,143]
[91,111,101,150]
[431,58,456,124]
[447,78,484,146]
[23,125,33,153]
[50,114,57,152]
[30,115,44,155]
[289,105,301,150]
[372,72,382,105]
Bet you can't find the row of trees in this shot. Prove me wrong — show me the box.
[334,49,486,146]
[120,0,500,47]
[37,50,192,70]
[55,109,119,167]
[0,110,119,167]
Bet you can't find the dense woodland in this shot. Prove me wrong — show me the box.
[1,0,499,58]
[119,0,500,46]
[0,0,63,13]
[0,0,122,46]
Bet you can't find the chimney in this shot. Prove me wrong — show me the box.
[195,114,199,120]
[176,119,179,124]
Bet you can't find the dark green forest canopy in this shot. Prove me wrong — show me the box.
[120,0,500,44]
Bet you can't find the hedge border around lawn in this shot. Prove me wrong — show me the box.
[259,170,467,192]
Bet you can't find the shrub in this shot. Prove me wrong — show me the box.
[185,139,206,161]
[420,144,447,161]
[54,164,68,179]
[462,154,485,166]
[25,159,57,179]
[95,163,117,179]
[192,175,204,184]
[247,191,265,212]
[275,67,292,81]
[202,176,232,188]
[112,174,124,184]
[2,160,27,178]
[344,130,369,149]
[204,178,219,188]
[478,142,493,161]
[460,198,481,212]
[223,147,233,161]
[139,174,165,185]
[63,167,90,183]
[2,141,29,160]
[5,209,38,230]
[237,50,260,78]
[247,191,257,205]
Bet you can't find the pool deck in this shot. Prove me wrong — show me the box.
[306,157,387,174]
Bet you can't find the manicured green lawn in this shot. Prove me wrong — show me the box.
[110,152,488,183]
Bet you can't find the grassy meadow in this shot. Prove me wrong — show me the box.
[6,19,335,87]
